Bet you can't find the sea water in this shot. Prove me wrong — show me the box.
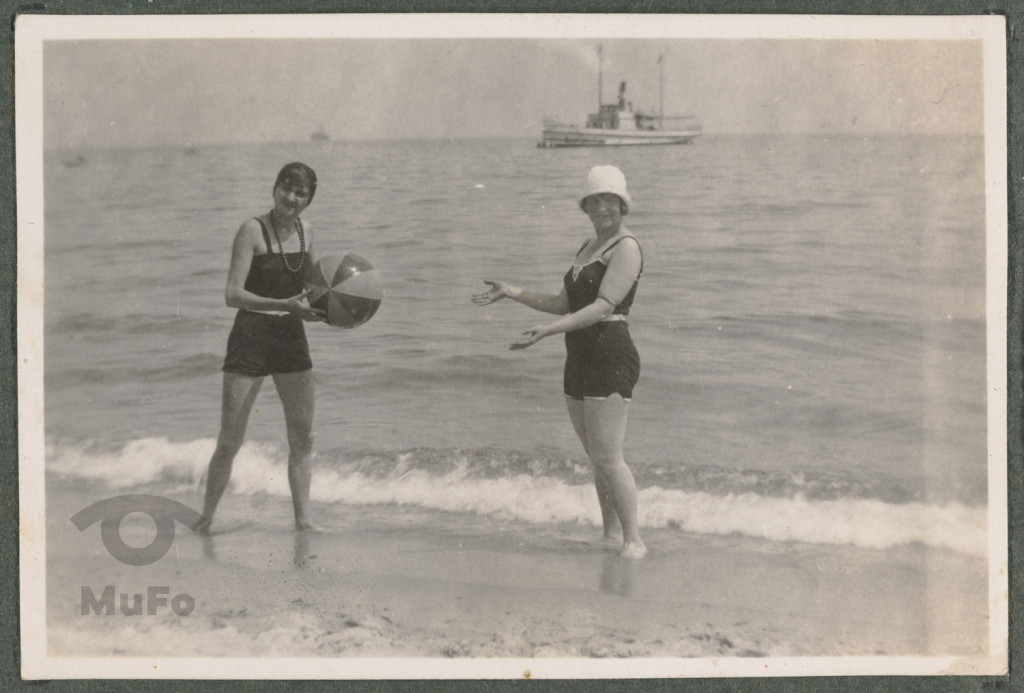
[41,134,989,556]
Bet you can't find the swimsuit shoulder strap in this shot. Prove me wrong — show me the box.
[574,237,592,259]
[601,235,643,275]
[254,217,274,255]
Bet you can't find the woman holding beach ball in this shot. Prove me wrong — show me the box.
[195,162,325,534]
[473,165,646,559]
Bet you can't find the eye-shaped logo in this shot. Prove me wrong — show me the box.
[71,495,206,566]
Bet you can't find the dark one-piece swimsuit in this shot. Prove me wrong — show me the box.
[222,218,313,377]
[562,235,642,401]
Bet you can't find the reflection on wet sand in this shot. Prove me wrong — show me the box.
[599,554,634,596]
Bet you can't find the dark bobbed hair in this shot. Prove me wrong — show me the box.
[274,162,318,203]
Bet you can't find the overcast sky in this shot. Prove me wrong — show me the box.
[42,35,983,149]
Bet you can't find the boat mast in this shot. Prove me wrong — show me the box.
[658,51,664,131]
[598,44,603,113]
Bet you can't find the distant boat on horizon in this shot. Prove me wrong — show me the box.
[311,128,329,143]
[539,47,702,148]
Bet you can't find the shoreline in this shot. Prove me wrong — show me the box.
[39,475,990,672]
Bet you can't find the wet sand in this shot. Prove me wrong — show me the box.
[38,477,993,678]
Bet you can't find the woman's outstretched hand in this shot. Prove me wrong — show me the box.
[510,324,550,350]
[474,280,547,349]
[472,280,519,306]
[286,288,326,322]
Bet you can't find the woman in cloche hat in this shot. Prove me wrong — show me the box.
[473,165,647,559]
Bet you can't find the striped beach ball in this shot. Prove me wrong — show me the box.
[305,253,382,328]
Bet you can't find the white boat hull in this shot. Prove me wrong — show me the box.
[539,125,701,147]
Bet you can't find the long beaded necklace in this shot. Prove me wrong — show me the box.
[270,212,306,273]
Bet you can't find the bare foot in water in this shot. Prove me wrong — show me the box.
[620,541,647,559]
[295,520,316,532]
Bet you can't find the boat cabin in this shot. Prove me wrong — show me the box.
[586,81,638,131]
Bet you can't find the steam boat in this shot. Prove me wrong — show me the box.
[539,50,701,148]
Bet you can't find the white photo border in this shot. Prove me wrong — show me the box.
[16,12,1008,680]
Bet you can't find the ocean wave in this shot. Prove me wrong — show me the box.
[46,437,986,557]
[50,312,212,338]
[187,268,224,279]
[144,353,224,381]
[50,313,123,333]
[702,310,913,332]
[347,354,550,391]
[52,353,223,386]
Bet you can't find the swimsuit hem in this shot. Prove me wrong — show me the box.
[564,393,632,403]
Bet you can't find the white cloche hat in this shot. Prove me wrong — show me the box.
[577,165,632,213]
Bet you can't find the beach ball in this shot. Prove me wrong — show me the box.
[305,253,382,328]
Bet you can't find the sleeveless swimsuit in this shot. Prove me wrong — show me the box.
[562,235,642,401]
[221,218,313,377]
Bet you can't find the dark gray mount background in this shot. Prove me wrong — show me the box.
[1,1,1019,692]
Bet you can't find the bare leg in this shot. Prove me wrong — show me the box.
[567,397,621,545]
[195,373,264,534]
[272,369,316,530]
[583,395,645,558]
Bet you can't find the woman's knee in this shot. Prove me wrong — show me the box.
[213,435,243,462]
[287,430,314,460]
[588,451,626,476]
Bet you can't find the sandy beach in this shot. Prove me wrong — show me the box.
[42,474,988,674]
